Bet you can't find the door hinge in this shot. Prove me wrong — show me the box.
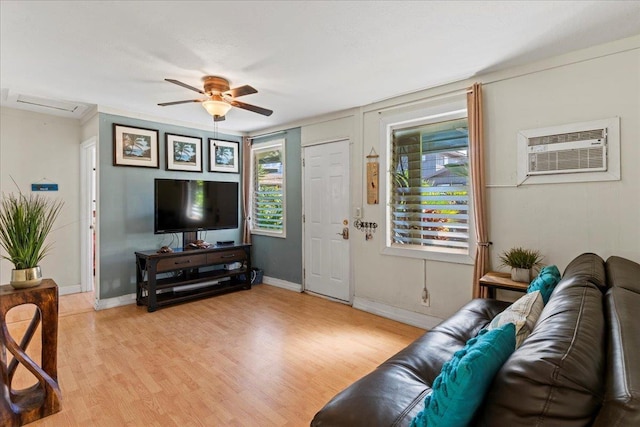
[302,214,305,223]
[302,157,305,167]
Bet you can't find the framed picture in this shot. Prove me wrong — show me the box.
[209,139,239,173]
[113,124,159,168]
[166,133,203,172]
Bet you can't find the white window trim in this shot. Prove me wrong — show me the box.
[250,139,287,238]
[379,100,475,265]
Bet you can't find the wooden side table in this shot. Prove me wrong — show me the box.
[0,279,61,426]
[479,271,529,299]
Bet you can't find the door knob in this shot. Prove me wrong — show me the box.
[336,227,349,239]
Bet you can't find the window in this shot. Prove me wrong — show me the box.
[250,139,286,237]
[384,107,473,262]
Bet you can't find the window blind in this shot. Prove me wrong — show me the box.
[253,145,284,232]
[391,118,469,251]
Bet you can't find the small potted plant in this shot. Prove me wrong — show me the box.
[499,247,543,282]
[0,192,63,289]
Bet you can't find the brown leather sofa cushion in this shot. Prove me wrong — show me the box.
[594,257,640,426]
[606,255,640,293]
[560,252,608,291]
[477,253,606,426]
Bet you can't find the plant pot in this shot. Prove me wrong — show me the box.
[10,266,43,289]
[511,268,531,283]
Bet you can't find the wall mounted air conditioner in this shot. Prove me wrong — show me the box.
[527,129,606,175]
[517,117,620,185]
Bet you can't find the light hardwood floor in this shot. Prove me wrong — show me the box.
[5,284,424,426]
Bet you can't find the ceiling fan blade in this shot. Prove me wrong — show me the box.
[158,99,205,106]
[224,85,258,98]
[165,79,205,95]
[213,115,226,122]
[228,99,273,116]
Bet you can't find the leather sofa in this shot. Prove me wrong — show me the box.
[311,253,639,426]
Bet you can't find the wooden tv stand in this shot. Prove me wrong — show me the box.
[135,243,251,312]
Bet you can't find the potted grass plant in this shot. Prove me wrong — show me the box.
[0,192,63,289]
[499,247,543,282]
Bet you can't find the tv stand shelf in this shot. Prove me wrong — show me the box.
[135,243,251,312]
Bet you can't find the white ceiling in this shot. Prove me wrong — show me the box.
[1,1,639,133]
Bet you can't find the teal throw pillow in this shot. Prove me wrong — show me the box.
[410,323,516,427]
[540,264,561,278]
[527,265,561,304]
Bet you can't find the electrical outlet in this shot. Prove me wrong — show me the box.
[420,289,430,307]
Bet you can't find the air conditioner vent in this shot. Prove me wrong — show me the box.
[517,117,620,185]
[527,129,605,146]
[1,90,91,119]
[530,147,604,173]
[16,95,82,113]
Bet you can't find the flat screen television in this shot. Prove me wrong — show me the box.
[154,179,239,234]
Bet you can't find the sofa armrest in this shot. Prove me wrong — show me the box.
[311,298,510,427]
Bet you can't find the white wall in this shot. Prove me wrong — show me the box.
[81,110,99,142]
[484,42,640,273]
[0,107,82,293]
[300,36,640,325]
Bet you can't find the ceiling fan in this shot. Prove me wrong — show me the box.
[158,76,273,121]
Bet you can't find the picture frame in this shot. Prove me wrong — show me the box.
[113,124,159,168]
[209,139,239,173]
[166,133,203,172]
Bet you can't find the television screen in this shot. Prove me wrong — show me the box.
[154,179,239,233]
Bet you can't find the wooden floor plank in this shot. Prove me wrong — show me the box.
[5,284,425,426]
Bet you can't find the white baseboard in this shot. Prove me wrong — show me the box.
[59,284,82,296]
[94,293,136,311]
[90,283,442,332]
[262,276,302,292]
[352,297,443,330]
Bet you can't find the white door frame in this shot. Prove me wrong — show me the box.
[301,138,352,303]
[80,137,97,295]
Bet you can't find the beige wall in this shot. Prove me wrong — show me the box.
[0,107,83,292]
[301,36,640,323]
[81,110,99,142]
[484,44,639,272]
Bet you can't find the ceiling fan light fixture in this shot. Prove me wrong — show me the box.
[202,99,232,117]
[161,76,272,119]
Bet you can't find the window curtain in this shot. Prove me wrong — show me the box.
[241,136,252,244]
[467,83,490,298]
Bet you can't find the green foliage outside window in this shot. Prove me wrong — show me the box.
[391,118,469,250]
[254,148,284,232]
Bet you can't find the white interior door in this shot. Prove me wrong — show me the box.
[303,140,350,301]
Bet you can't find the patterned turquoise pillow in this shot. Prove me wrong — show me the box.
[539,264,561,278]
[527,265,561,304]
[410,323,516,427]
